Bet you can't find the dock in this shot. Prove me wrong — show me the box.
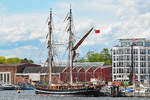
[124,92,150,98]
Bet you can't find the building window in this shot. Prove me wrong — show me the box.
[134,62,138,67]
[148,62,150,67]
[119,56,123,61]
[140,49,146,54]
[135,68,138,74]
[149,68,150,73]
[0,72,10,84]
[4,74,6,83]
[7,73,9,83]
[140,69,146,74]
[127,49,130,54]
[127,69,130,73]
[145,42,150,47]
[116,56,119,61]
[114,75,116,79]
[113,50,116,55]
[140,62,146,67]
[127,56,130,60]
[134,56,138,61]
[0,74,2,83]
[121,42,127,46]
[137,42,143,46]
[148,56,150,61]
[140,56,146,61]
[113,63,116,67]
[148,50,150,54]
[127,62,131,67]
[134,49,138,54]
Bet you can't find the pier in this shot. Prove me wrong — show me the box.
[124,92,150,98]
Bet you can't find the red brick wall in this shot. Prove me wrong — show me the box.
[0,65,17,84]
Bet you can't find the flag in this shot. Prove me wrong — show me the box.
[94,29,100,34]
[132,38,136,41]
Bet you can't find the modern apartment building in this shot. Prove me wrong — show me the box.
[112,38,150,85]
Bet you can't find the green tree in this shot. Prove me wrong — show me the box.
[78,48,112,65]
[21,58,34,63]
[0,56,6,64]
[78,57,86,62]
[100,48,112,65]
[6,57,21,64]
[28,60,34,63]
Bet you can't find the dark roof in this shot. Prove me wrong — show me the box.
[52,67,66,73]
[22,66,66,73]
[16,64,111,73]
[23,67,47,73]
[16,63,41,73]
[0,64,22,67]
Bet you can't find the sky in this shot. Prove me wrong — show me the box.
[0,0,150,64]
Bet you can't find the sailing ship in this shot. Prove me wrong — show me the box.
[35,8,102,97]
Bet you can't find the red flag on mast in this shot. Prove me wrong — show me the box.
[132,38,136,41]
[94,29,100,34]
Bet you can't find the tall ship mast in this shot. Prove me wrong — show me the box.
[35,8,101,97]
[48,9,53,85]
[65,7,74,85]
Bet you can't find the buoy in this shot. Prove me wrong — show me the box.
[17,87,21,93]
[17,89,20,93]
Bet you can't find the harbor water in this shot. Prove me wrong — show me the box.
[0,90,149,100]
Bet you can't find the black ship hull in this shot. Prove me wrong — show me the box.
[35,87,100,97]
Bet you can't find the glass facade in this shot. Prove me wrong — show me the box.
[112,38,150,84]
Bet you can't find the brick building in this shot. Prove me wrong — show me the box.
[0,64,18,84]
[0,62,112,85]
[0,63,41,84]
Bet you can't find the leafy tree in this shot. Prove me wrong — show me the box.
[28,60,34,63]
[100,48,112,65]
[87,51,103,62]
[78,48,112,65]
[21,58,34,63]
[0,56,34,64]
[0,56,6,64]
[6,57,21,64]
[78,57,87,62]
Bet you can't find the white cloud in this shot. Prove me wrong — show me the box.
[0,0,150,62]
[0,45,39,58]
[0,13,48,43]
